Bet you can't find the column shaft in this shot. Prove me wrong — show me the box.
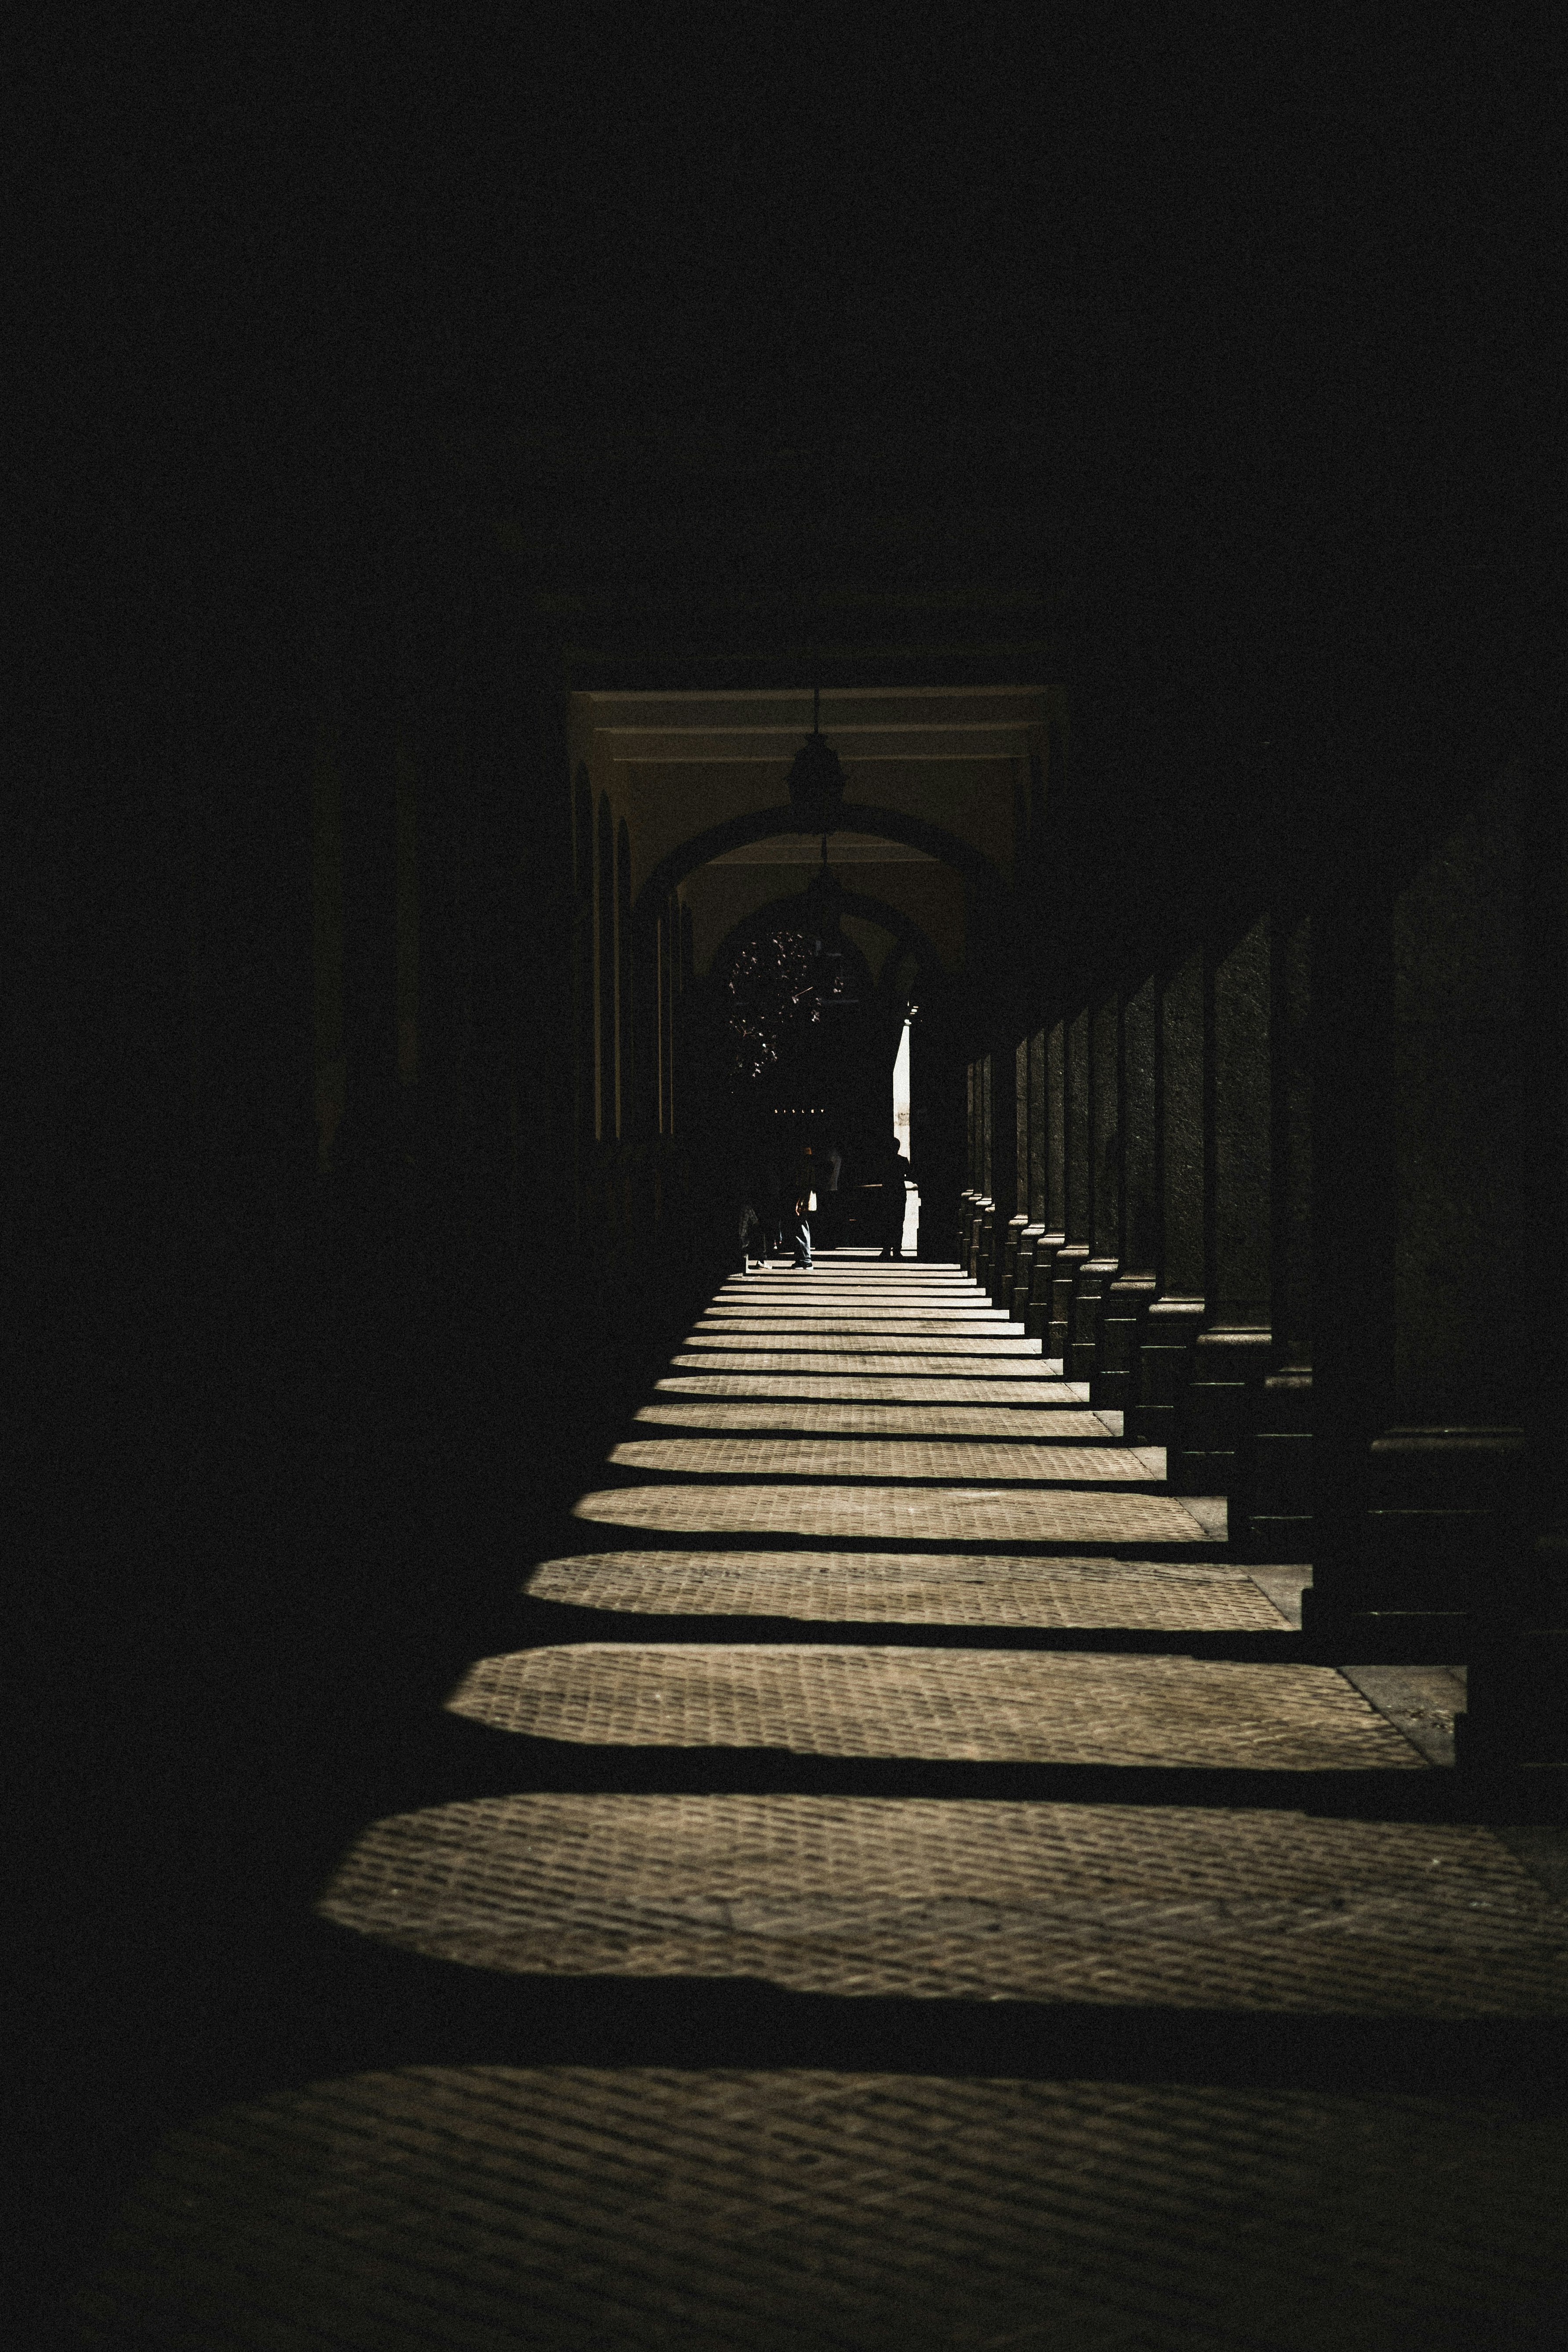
[1010,1027,1047,1318]
[1047,1006,1092,1361]
[1095,971,1159,1410]
[1069,989,1121,1379]
[1171,913,1274,1493]
[1307,772,1530,1658]
[1231,912,1314,1561]
[1025,1018,1067,1343]
[1130,946,1206,1443]
[997,1035,1030,1304]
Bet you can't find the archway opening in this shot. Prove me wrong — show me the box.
[695,874,925,1252]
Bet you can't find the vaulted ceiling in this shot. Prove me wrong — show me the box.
[570,685,1064,981]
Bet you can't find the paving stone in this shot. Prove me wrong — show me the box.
[574,1482,1210,1543]
[656,1374,1083,1402]
[696,1323,1027,1341]
[699,1307,1022,1323]
[634,1399,1118,1437]
[609,1437,1150,1483]
[449,1646,1430,1771]
[318,1795,1568,2015]
[71,1254,1567,2350]
[678,1334,1044,1356]
[527,1551,1287,1632]
[70,2068,1568,2352]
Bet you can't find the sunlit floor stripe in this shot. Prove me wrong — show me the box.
[317,1795,1565,2015]
[677,1364,1053,1374]
[633,1400,1120,1438]
[695,1319,1028,1335]
[681,1345,1043,1364]
[655,1374,1082,1402]
[574,1482,1207,1542]
[525,1551,1290,1631]
[448,1645,1427,1771]
[608,1437,1149,1483]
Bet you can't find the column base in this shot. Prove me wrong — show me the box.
[1299,1584,1470,1663]
[995,1212,1029,1307]
[1455,1538,1568,1768]
[1047,1244,1090,1362]
[1091,1271,1157,1411]
[1231,1511,1314,1564]
[1009,1224,1045,1322]
[1126,1294,1204,1444]
[1230,1370,1314,1561]
[1068,1255,1119,1383]
[1169,1327,1273,1494]
[1024,1234,1065,1345]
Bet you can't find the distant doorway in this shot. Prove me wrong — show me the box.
[710,909,908,1244]
[891,1015,920,1254]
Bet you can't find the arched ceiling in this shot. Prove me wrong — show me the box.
[569,685,1064,978]
[681,848,964,979]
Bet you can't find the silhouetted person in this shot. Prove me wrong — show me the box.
[735,1136,769,1275]
[878,1132,911,1258]
[785,1142,815,1269]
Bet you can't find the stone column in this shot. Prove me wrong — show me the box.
[979,1046,1011,1294]
[1047,1004,1092,1363]
[998,1035,1030,1305]
[1094,971,1158,1411]
[1026,1017,1068,1343]
[959,1061,981,1260]
[1069,989,1121,1380]
[1231,912,1314,1560]
[960,1058,985,1272]
[1170,914,1274,1493]
[971,1052,995,1278]
[1010,1028,1047,1319]
[1306,771,1530,1659]
[1129,945,1206,1444]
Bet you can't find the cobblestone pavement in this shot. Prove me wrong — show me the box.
[70,1256,1568,2349]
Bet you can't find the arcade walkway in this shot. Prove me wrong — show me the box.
[72,1258,1568,2349]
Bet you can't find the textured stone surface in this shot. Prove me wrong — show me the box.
[677,1335,1043,1359]
[659,1370,1076,1396]
[70,2069,1568,2352]
[529,1550,1291,1630]
[66,1257,1568,2352]
[634,1399,1115,1436]
[575,1482,1210,1543]
[450,1645,1430,1770]
[320,1793,1567,2013]
[609,1435,1150,1482]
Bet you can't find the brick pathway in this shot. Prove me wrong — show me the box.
[70,1255,1568,2349]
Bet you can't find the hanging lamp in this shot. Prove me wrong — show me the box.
[786,684,847,838]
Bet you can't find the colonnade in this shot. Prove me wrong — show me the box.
[567,763,707,1308]
[959,758,1567,1769]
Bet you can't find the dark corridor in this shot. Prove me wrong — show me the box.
[10,16,1565,2348]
